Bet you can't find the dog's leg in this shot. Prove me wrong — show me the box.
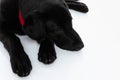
[65,1,89,13]
[0,29,32,77]
[0,0,31,77]
[37,38,57,64]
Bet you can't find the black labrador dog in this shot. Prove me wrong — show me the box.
[0,0,88,77]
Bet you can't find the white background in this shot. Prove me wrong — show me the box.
[0,0,120,80]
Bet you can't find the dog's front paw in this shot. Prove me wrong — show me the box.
[38,51,56,64]
[38,39,57,64]
[38,46,57,64]
[79,3,89,13]
[67,1,89,13]
[10,53,32,77]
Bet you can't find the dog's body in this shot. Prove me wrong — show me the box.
[0,0,88,77]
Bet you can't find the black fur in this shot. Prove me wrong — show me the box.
[0,0,88,77]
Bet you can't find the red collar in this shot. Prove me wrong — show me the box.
[19,11,25,26]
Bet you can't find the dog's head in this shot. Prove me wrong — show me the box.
[20,2,72,42]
